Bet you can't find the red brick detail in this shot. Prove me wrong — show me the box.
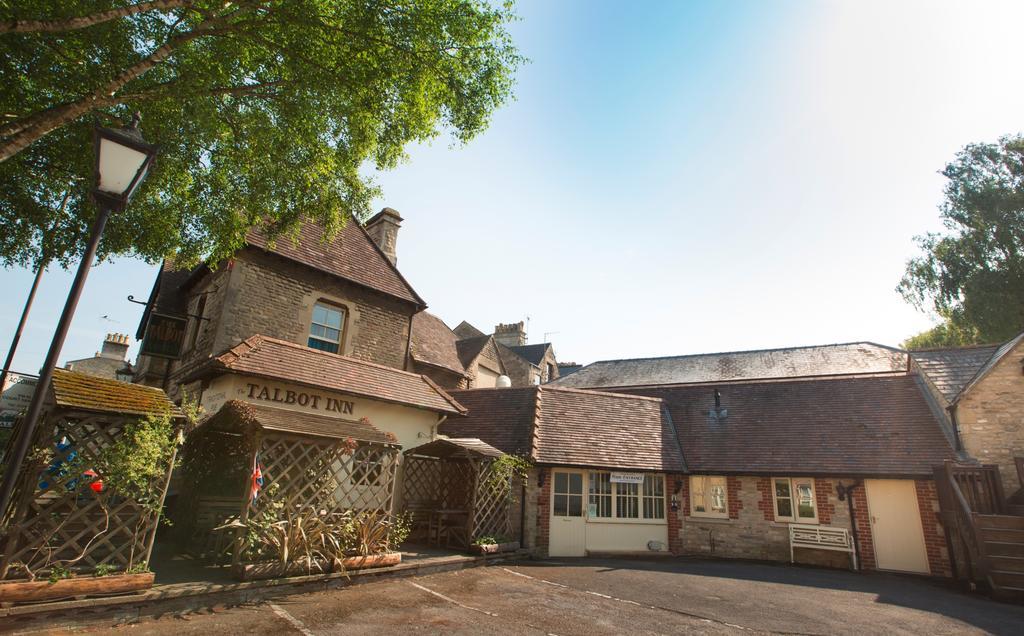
[850,485,876,570]
[536,467,551,556]
[756,477,775,521]
[667,473,684,554]
[815,479,835,525]
[915,479,951,577]
[680,475,691,517]
[726,476,743,519]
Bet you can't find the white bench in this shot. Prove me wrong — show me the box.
[789,523,857,570]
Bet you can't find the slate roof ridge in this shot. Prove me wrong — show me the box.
[908,342,1004,353]
[582,340,907,366]
[538,384,664,403]
[952,330,1024,405]
[569,370,910,391]
[530,385,543,461]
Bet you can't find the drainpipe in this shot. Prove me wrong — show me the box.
[839,480,863,570]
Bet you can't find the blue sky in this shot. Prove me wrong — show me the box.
[2,0,1024,374]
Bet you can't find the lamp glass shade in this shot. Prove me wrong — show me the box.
[96,137,150,197]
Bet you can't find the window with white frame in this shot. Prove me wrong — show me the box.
[308,302,345,354]
[772,477,817,523]
[587,472,665,521]
[690,475,728,518]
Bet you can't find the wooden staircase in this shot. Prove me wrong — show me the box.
[935,460,1024,602]
[974,514,1024,600]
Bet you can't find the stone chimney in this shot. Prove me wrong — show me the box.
[493,322,526,347]
[365,207,403,266]
[100,333,131,360]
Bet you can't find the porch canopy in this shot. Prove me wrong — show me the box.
[401,437,512,549]
[0,370,182,579]
[175,400,400,564]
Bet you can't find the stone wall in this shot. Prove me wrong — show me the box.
[498,344,538,387]
[955,340,1024,493]
[193,248,415,371]
[672,475,950,575]
[467,339,505,388]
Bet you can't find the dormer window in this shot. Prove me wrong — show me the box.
[308,302,345,354]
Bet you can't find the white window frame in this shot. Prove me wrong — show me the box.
[308,301,346,354]
[587,472,666,522]
[690,475,728,519]
[771,477,818,524]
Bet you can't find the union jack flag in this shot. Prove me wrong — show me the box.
[250,453,265,505]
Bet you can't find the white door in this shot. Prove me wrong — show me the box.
[549,470,586,557]
[865,479,929,574]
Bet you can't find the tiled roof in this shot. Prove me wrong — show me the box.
[207,400,390,443]
[911,344,1002,402]
[406,437,504,459]
[551,342,908,389]
[952,331,1024,405]
[623,375,954,477]
[245,218,424,306]
[506,343,551,366]
[455,336,494,370]
[51,369,179,417]
[188,335,465,415]
[442,387,686,472]
[410,312,467,376]
[453,321,485,339]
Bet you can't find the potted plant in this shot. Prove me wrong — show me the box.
[470,535,520,555]
[335,510,410,571]
[232,505,347,581]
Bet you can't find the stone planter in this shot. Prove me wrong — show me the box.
[0,572,155,603]
[470,541,520,555]
[234,553,402,581]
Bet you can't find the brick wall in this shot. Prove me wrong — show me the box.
[915,479,952,577]
[535,467,551,558]
[666,473,684,554]
[955,339,1024,493]
[850,484,876,570]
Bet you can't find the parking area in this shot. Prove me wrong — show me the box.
[80,558,1024,635]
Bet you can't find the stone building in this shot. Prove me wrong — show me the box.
[910,333,1024,492]
[63,333,134,381]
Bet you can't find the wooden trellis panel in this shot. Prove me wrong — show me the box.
[0,414,174,579]
[472,462,513,540]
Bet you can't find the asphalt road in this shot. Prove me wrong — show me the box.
[77,558,1024,635]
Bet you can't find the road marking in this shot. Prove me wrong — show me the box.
[268,602,316,636]
[407,580,499,617]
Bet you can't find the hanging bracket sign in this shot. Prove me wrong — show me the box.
[610,472,644,484]
[140,312,187,359]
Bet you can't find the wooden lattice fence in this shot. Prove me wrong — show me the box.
[0,413,177,579]
[473,461,513,540]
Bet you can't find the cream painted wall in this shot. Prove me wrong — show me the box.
[476,365,500,388]
[585,521,669,553]
[199,374,438,452]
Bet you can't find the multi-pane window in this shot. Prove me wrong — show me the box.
[690,475,728,518]
[772,477,817,523]
[587,472,665,521]
[553,472,584,517]
[308,302,345,353]
[643,474,665,520]
[588,472,612,518]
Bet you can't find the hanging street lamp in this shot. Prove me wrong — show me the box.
[0,114,158,518]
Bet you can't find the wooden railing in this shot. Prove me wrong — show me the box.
[934,461,997,584]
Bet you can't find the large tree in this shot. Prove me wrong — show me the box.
[899,135,1024,348]
[0,0,520,268]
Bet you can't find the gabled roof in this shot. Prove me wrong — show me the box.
[506,343,552,366]
[910,344,1002,403]
[442,386,686,473]
[135,259,195,339]
[410,312,467,376]
[185,335,465,415]
[550,342,908,389]
[623,375,954,477]
[952,331,1024,405]
[406,437,504,459]
[245,218,424,306]
[453,321,485,339]
[207,400,391,444]
[51,369,180,418]
[455,336,496,370]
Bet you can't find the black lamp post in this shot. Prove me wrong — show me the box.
[0,114,158,518]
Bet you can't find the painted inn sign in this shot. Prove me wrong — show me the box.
[140,313,187,359]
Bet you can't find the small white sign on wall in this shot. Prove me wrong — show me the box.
[610,472,644,484]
